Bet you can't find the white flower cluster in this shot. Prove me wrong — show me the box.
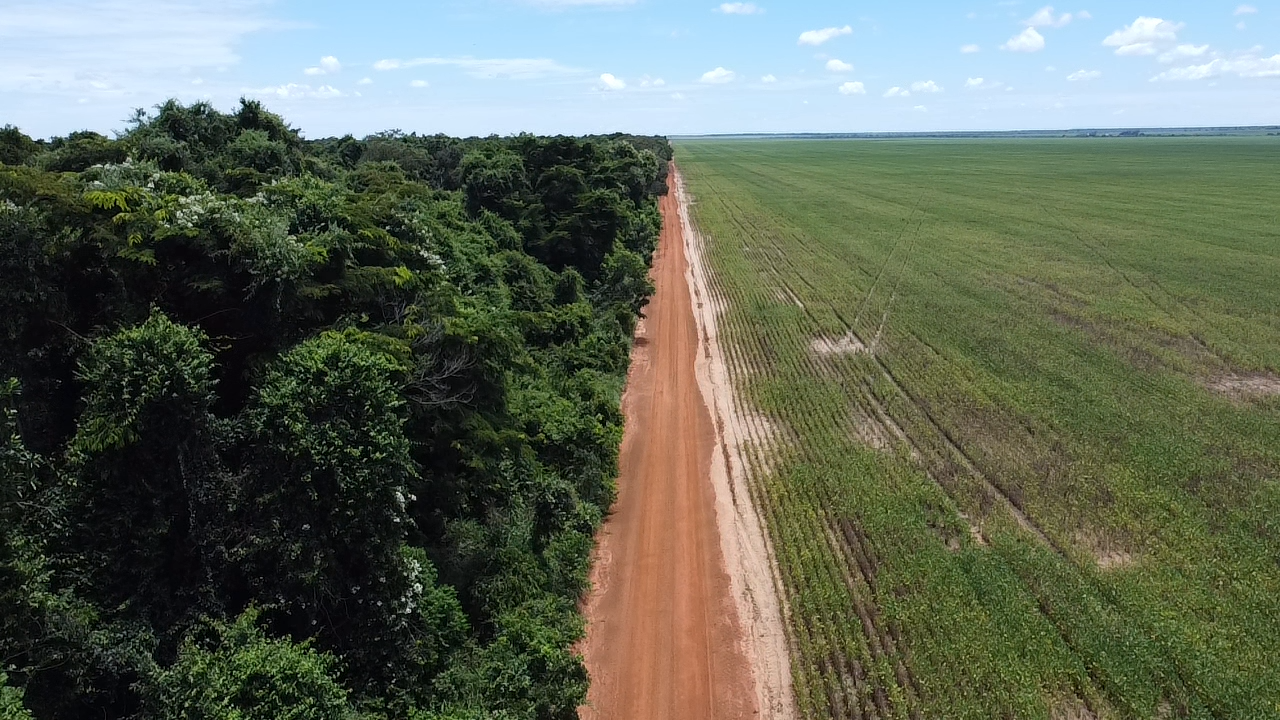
[397,554,427,616]
[417,247,445,271]
[0,199,18,215]
[85,159,160,192]
[169,191,221,230]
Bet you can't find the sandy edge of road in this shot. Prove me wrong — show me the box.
[674,166,799,720]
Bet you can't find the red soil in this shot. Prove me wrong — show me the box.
[578,182,758,720]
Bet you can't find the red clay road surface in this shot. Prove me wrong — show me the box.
[579,178,758,720]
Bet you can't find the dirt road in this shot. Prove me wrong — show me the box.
[578,175,758,720]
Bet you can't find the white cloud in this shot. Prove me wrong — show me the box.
[1078,10,1092,20]
[884,86,910,98]
[911,80,942,93]
[838,81,866,95]
[671,92,686,100]
[638,75,665,87]
[357,77,373,85]
[965,77,1005,90]
[245,82,344,100]
[1152,53,1280,81]
[1235,5,1258,15]
[1159,44,1209,63]
[1002,27,1046,52]
[914,105,928,112]
[798,25,852,46]
[0,0,275,95]
[304,56,341,75]
[961,44,981,54]
[599,73,626,90]
[761,74,777,83]
[1117,43,1158,56]
[826,59,853,72]
[1026,6,1073,28]
[372,57,578,79]
[410,79,429,88]
[701,66,736,83]
[1237,21,1247,30]
[1103,17,1183,56]
[717,2,763,14]
[1067,69,1101,81]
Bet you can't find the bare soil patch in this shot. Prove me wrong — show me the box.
[1074,529,1137,571]
[1206,372,1280,401]
[812,330,869,357]
[1051,698,1100,720]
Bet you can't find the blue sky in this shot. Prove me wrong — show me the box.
[2,0,1277,138]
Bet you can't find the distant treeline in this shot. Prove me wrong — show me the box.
[0,100,671,720]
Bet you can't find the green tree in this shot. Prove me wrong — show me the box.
[65,312,225,633]
[239,331,467,704]
[144,610,364,720]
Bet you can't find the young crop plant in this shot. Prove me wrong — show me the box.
[678,137,1280,720]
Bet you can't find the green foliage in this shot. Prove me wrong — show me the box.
[0,99,669,719]
[65,312,224,636]
[144,610,364,720]
[0,127,40,167]
[34,132,126,174]
[0,674,33,720]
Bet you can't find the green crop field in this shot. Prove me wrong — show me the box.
[676,138,1280,720]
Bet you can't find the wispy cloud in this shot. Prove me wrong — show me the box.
[1026,6,1075,28]
[717,3,763,14]
[373,57,579,79]
[826,59,853,73]
[965,77,1005,90]
[1235,5,1258,15]
[1152,53,1280,81]
[1067,69,1101,81]
[523,0,636,7]
[798,25,852,46]
[838,81,866,95]
[0,0,278,94]
[961,44,981,54]
[245,83,343,100]
[1159,44,1209,63]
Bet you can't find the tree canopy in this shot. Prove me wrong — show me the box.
[0,100,669,719]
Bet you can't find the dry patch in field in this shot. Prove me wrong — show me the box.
[1206,372,1280,401]
[851,406,892,451]
[812,331,869,356]
[1074,528,1137,571]
[959,512,989,548]
[1051,698,1100,720]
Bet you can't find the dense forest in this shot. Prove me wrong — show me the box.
[0,100,672,719]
